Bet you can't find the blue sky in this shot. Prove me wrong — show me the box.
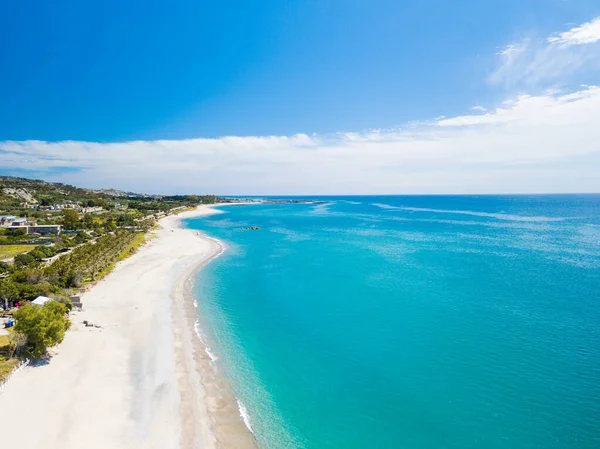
[1,1,600,194]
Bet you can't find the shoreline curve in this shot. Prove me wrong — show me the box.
[168,205,257,449]
[0,204,256,449]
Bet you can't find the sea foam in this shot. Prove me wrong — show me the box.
[236,399,254,434]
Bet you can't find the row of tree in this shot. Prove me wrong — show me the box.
[0,231,143,359]
[47,230,140,287]
[1,231,142,304]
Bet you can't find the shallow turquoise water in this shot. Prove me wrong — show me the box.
[187,196,600,449]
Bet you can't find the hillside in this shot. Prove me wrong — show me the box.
[0,176,219,215]
[0,176,109,212]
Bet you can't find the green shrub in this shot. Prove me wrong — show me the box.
[14,253,36,268]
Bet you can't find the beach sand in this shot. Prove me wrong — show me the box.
[0,205,256,449]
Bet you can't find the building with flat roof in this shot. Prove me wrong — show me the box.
[27,224,62,235]
[3,224,62,235]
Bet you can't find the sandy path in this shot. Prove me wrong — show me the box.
[0,205,255,449]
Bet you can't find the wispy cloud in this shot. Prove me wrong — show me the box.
[548,17,600,46]
[2,86,599,194]
[490,17,600,88]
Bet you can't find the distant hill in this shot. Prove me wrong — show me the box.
[0,176,125,212]
[94,188,131,197]
[0,176,221,214]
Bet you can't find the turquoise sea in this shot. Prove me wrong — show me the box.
[186,195,600,449]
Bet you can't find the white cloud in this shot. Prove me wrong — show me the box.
[490,17,600,88]
[2,17,600,195]
[3,86,600,195]
[548,17,600,46]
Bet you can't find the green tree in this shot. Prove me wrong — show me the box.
[61,271,82,288]
[9,228,26,236]
[13,301,71,358]
[82,213,96,229]
[0,281,20,301]
[201,195,218,204]
[14,253,36,268]
[23,268,48,285]
[104,220,117,232]
[2,281,54,302]
[29,249,47,260]
[8,332,27,358]
[61,209,80,230]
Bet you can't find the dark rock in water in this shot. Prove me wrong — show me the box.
[241,226,260,230]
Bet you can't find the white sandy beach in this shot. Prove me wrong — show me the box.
[0,205,256,449]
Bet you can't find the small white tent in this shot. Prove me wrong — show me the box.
[32,296,53,306]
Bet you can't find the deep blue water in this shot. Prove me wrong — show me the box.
[186,195,600,449]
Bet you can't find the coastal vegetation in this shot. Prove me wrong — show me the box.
[47,231,143,286]
[0,335,21,383]
[0,175,220,219]
[0,175,222,374]
[13,301,71,358]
